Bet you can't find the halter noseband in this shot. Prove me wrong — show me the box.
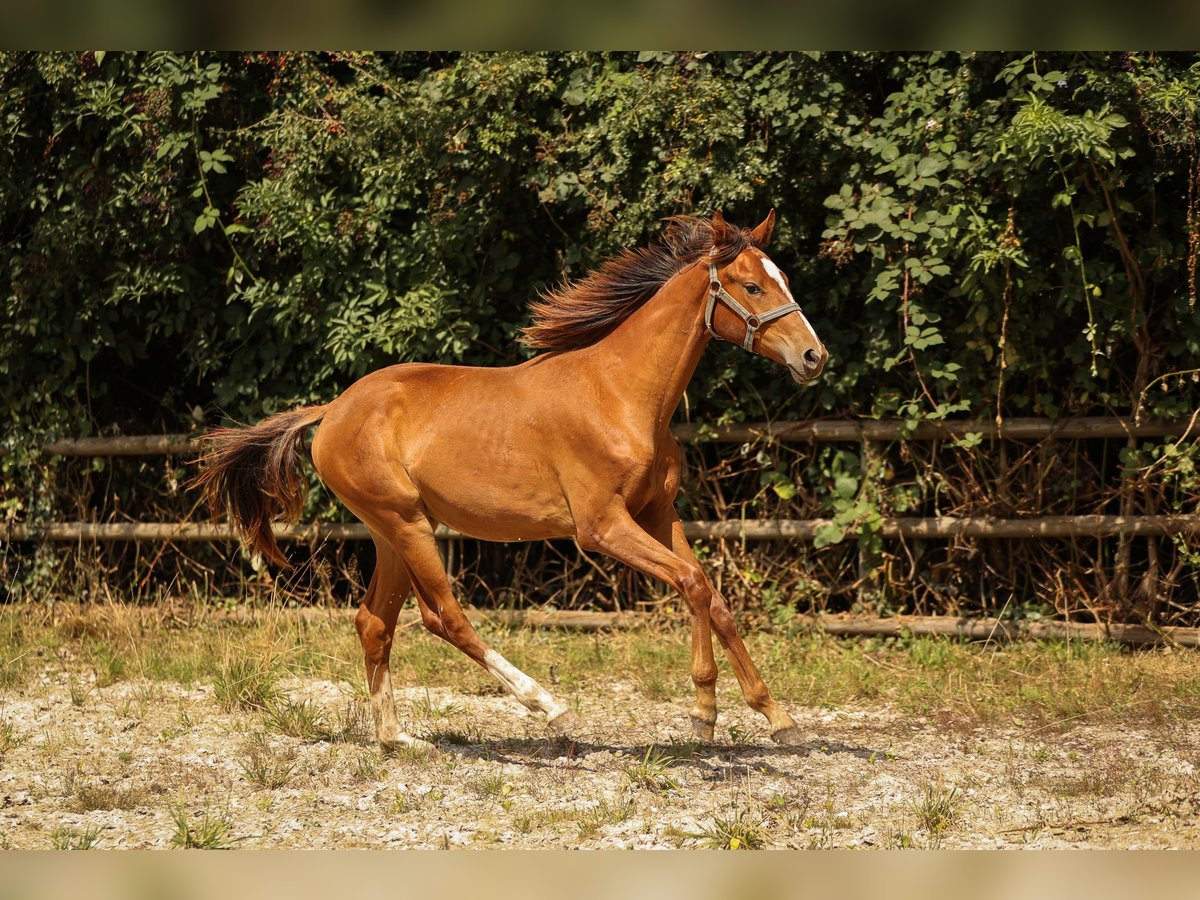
[705,258,802,352]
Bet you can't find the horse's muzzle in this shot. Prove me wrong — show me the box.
[788,347,828,384]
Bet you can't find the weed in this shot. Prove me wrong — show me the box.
[264,697,329,741]
[424,724,483,746]
[386,742,434,765]
[326,701,372,745]
[213,657,282,712]
[384,789,423,815]
[72,781,153,811]
[237,733,298,790]
[635,670,675,701]
[110,695,147,723]
[910,782,965,835]
[411,691,463,720]
[688,805,768,850]
[470,772,507,799]
[351,750,385,783]
[0,717,24,756]
[727,723,757,746]
[663,737,701,759]
[37,727,80,759]
[68,679,91,708]
[159,707,194,742]
[765,790,813,832]
[511,806,577,835]
[51,825,101,850]
[168,802,236,849]
[623,746,681,793]
[574,799,636,841]
[92,645,127,687]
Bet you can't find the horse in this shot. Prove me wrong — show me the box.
[194,210,828,750]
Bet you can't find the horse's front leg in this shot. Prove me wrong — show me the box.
[583,504,804,744]
[637,506,719,741]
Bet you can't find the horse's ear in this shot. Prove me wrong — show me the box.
[751,209,776,248]
[710,210,730,247]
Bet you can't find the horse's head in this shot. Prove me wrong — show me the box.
[706,210,828,384]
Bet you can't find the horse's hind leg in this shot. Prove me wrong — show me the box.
[376,517,578,735]
[356,535,431,752]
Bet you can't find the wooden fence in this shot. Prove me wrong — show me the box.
[3,416,1198,544]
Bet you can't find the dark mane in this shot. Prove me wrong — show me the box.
[520,215,759,351]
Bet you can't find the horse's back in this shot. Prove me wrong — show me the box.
[312,359,580,541]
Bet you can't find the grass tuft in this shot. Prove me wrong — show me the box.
[51,824,102,850]
[623,745,681,793]
[326,701,373,745]
[424,724,484,746]
[169,801,236,849]
[213,658,282,712]
[237,733,298,790]
[575,799,636,841]
[0,717,24,756]
[910,781,965,835]
[263,697,329,741]
[350,750,385,783]
[689,805,768,850]
[72,781,153,811]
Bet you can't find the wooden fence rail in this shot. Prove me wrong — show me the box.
[2,416,1197,545]
[10,415,1197,457]
[5,515,1200,543]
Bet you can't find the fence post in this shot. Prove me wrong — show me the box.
[857,436,884,611]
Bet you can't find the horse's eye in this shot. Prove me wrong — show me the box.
[744,283,763,295]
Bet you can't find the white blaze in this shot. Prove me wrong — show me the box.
[759,253,820,344]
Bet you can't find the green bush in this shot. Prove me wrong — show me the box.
[2,51,1197,618]
[3,51,1198,433]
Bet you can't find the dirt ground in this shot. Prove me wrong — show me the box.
[3,662,1199,849]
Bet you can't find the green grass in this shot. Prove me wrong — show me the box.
[623,746,681,793]
[263,697,330,741]
[1,605,1199,734]
[51,824,102,850]
[687,805,769,850]
[169,802,236,849]
[237,733,298,790]
[0,717,24,756]
[213,658,283,712]
[574,799,636,841]
[909,781,965,835]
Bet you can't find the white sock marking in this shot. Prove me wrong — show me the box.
[483,649,568,720]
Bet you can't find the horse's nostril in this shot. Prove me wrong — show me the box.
[804,348,820,368]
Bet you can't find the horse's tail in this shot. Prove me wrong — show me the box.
[191,405,329,568]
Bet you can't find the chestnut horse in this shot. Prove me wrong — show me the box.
[194,210,827,750]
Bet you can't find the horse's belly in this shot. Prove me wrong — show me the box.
[407,456,576,543]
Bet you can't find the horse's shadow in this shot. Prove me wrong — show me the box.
[406,734,889,778]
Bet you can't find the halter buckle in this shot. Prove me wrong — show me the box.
[705,261,802,354]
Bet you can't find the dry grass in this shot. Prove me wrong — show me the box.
[2,601,1200,850]
[2,603,1200,735]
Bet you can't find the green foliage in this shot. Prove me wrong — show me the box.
[7,50,1196,438]
[2,52,1199,613]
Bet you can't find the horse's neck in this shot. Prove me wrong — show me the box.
[580,262,711,432]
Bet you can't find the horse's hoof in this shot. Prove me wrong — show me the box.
[690,716,716,742]
[770,726,807,746]
[380,734,436,754]
[548,709,582,736]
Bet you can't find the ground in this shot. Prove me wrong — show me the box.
[1,605,1199,849]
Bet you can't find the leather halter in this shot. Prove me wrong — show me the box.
[705,258,802,352]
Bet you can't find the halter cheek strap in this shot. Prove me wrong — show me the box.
[705,260,802,352]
